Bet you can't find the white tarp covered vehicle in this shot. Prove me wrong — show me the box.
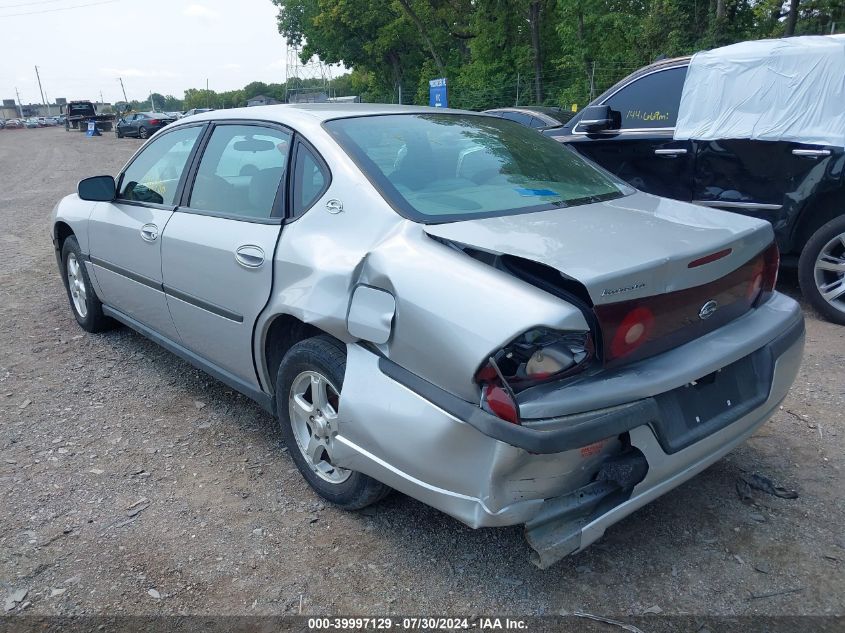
[675,34,845,147]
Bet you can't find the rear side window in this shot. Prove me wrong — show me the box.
[603,66,687,129]
[118,125,203,205]
[189,124,292,219]
[292,143,329,216]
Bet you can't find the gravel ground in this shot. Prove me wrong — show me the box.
[0,127,843,618]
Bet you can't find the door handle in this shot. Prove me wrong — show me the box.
[235,244,265,268]
[140,223,159,242]
[654,148,688,156]
[792,149,831,157]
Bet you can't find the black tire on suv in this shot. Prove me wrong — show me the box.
[799,214,845,325]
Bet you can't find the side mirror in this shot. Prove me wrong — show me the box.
[578,105,621,133]
[78,175,116,202]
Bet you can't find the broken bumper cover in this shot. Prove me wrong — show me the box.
[334,292,804,564]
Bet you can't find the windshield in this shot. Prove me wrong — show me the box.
[325,113,629,223]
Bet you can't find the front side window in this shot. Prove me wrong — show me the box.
[118,125,203,205]
[602,66,688,129]
[189,124,291,219]
[326,114,628,223]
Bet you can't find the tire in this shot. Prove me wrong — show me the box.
[138,126,148,139]
[799,214,845,325]
[275,335,391,510]
[61,236,114,333]
[115,127,123,139]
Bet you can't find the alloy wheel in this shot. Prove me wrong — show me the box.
[66,252,88,318]
[813,232,845,316]
[288,370,350,484]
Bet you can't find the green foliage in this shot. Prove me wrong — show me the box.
[271,0,843,110]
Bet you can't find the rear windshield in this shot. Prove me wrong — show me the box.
[325,113,629,223]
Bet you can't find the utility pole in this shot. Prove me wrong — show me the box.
[206,78,209,108]
[118,77,128,103]
[100,90,104,108]
[35,65,49,116]
[15,87,23,118]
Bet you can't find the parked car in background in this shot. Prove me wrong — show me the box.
[182,108,213,117]
[0,119,5,129]
[115,112,176,139]
[166,111,183,120]
[547,35,845,324]
[24,118,39,128]
[51,104,803,568]
[4,119,23,129]
[483,106,574,131]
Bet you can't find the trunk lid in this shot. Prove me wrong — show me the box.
[425,192,776,366]
[425,192,772,306]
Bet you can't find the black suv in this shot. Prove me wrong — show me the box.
[546,57,845,324]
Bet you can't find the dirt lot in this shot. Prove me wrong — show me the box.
[0,127,843,618]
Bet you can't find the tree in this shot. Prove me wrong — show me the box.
[784,0,801,35]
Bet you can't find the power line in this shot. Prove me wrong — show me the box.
[0,0,75,9]
[0,0,118,17]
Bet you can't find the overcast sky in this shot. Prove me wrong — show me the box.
[2,0,344,105]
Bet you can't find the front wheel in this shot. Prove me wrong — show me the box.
[61,236,114,333]
[275,335,391,510]
[138,126,148,139]
[799,215,845,325]
[115,127,123,138]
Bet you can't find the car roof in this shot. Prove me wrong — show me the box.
[187,103,479,126]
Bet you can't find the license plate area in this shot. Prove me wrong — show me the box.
[651,350,772,454]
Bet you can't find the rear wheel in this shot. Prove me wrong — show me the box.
[138,126,148,139]
[275,335,390,510]
[799,214,845,325]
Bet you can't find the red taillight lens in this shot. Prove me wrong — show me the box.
[149,119,160,126]
[762,242,780,292]
[483,384,519,424]
[609,306,655,360]
[474,329,595,425]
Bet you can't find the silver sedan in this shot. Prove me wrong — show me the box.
[51,104,804,567]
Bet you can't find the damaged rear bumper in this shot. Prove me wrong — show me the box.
[334,292,804,566]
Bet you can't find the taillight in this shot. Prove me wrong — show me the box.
[475,328,595,424]
[149,119,160,126]
[483,384,519,424]
[608,306,655,360]
[749,242,779,305]
[761,242,780,292]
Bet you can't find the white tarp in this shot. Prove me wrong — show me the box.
[674,35,845,148]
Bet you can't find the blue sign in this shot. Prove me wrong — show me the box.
[429,78,448,108]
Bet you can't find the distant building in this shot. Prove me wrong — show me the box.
[246,95,281,107]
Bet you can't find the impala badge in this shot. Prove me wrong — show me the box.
[699,300,719,320]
